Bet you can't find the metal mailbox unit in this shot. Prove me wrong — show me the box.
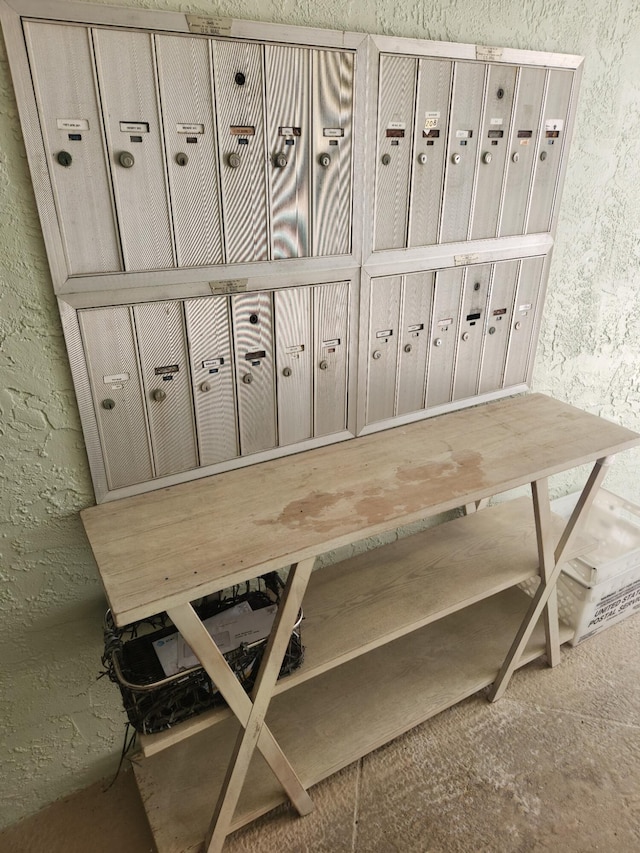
[1,0,583,502]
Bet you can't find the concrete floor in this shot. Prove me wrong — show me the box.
[2,613,640,853]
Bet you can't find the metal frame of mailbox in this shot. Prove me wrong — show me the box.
[0,0,584,503]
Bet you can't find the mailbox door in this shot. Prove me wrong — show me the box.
[425,268,464,407]
[274,287,313,446]
[452,263,492,401]
[366,276,402,423]
[396,272,433,415]
[314,282,350,436]
[503,255,545,387]
[478,260,519,394]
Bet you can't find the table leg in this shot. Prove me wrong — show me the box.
[531,478,561,667]
[488,455,614,702]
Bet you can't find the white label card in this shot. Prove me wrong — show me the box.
[177,123,204,134]
[545,119,564,132]
[476,45,504,61]
[209,279,248,295]
[57,118,89,130]
[424,111,440,130]
[186,15,233,36]
[119,122,149,133]
[454,253,480,266]
[388,121,406,130]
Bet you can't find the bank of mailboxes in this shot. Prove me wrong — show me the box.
[78,283,350,490]
[23,21,355,275]
[373,55,576,250]
[364,256,546,425]
[2,0,583,499]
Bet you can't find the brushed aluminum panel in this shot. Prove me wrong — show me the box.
[24,22,122,275]
[212,40,268,263]
[408,59,452,249]
[155,35,223,267]
[503,255,545,387]
[373,54,417,251]
[92,28,174,271]
[425,268,463,408]
[366,276,401,424]
[470,64,517,240]
[78,306,153,489]
[396,272,433,415]
[274,287,312,446]
[312,50,354,257]
[527,68,574,233]
[452,263,492,401]
[440,62,485,243]
[265,44,311,259]
[231,292,277,455]
[184,296,238,466]
[314,281,350,436]
[499,66,546,237]
[133,301,198,476]
[478,259,519,394]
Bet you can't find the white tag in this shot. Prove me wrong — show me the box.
[490,117,503,125]
[424,111,440,130]
[186,15,233,36]
[323,128,344,137]
[209,279,248,295]
[119,122,148,133]
[103,373,129,384]
[545,119,564,132]
[57,118,89,131]
[456,129,472,139]
[476,45,504,61]
[388,121,406,130]
[454,253,480,266]
[177,123,204,134]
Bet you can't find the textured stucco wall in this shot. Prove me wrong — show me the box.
[1,0,639,830]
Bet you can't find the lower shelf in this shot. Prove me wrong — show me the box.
[134,587,571,853]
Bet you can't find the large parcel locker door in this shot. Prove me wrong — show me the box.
[478,260,519,394]
[311,50,354,257]
[499,67,546,237]
[265,45,310,259]
[440,63,485,243]
[78,307,152,489]
[314,282,350,436]
[24,23,122,276]
[408,59,452,249]
[133,302,198,476]
[366,276,401,423]
[527,69,574,234]
[373,55,417,251]
[231,292,277,455]
[184,296,238,467]
[212,40,268,263]
[452,264,492,401]
[274,287,312,446]
[470,65,517,240]
[425,268,463,408]
[155,35,223,267]
[503,255,545,387]
[396,273,433,415]
[92,29,174,271]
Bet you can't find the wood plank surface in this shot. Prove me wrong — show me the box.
[134,587,572,853]
[81,394,639,625]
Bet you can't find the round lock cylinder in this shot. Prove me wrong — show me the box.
[461,332,470,342]
[234,71,246,86]
[119,151,135,168]
[482,151,493,165]
[227,152,241,169]
[514,321,522,331]
[488,326,496,335]
[319,153,331,168]
[319,360,329,370]
[512,151,520,163]
[381,153,391,166]
[417,152,428,165]
[372,350,382,360]
[176,152,189,166]
[101,398,115,410]
[242,373,253,385]
[451,153,461,165]
[152,388,166,401]
[540,150,548,162]
[274,152,288,168]
[404,343,412,353]
[57,151,72,167]
[282,367,292,377]
[434,338,443,347]
[200,381,211,392]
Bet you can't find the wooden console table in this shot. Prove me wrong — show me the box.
[81,393,639,853]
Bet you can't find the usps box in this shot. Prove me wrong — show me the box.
[552,489,640,645]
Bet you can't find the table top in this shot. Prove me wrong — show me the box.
[81,393,640,626]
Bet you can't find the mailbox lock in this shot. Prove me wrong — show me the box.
[404,343,412,353]
[319,360,329,370]
[512,152,520,163]
[152,388,166,401]
[514,321,522,331]
[381,153,391,166]
[119,151,135,169]
[372,350,382,360]
[249,313,259,325]
[234,71,246,86]
[417,152,428,165]
[101,399,115,410]
[461,332,470,342]
[242,373,253,385]
[200,381,211,392]
[474,282,481,291]
[274,152,288,168]
[482,151,493,165]
[57,151,72,168]
[434,338,443,347]
[319,153,331,168]
[282,367,292,377]
[176,152,189,166]
[451,153,461,165]
[540,150,548,162]
[228,152,241,169]
[488,326,496,335]
[497,87,505,99]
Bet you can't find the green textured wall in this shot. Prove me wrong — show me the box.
[1,0,639,829]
